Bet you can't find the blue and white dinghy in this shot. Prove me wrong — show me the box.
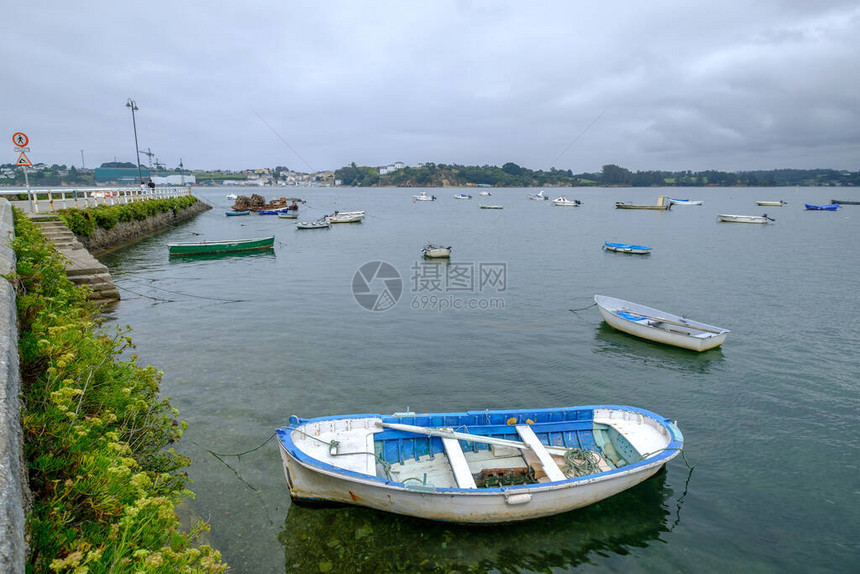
[276,404,683,523]
[595,294,729,352]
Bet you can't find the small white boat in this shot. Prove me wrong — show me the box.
[717,214,773,224]
[453,193,473,200]
[276,404,684,523]
[413,192,436,201]
[479,191,492,196]
[422,244,451,259]
[296,220,331,230]
[553,197,581,207]
[225,193,238,200]
[668,198,703,206]
[528,191,549,200]
[603,242,651,254]
[326,210,365,223]
[594,295,729,352]
[277,212,298,219]
[755,200,786,207]
[479,205,503,209]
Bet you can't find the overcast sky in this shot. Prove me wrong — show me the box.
[2,1,858,173]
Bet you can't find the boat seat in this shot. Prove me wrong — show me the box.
[441,437,477,489]
[515,426,567,482]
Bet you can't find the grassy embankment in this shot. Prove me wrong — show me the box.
[7,203,225,572]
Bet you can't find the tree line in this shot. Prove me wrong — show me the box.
[335,162,860,187]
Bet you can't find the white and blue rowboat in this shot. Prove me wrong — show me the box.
[595,295,729,352]
[453,193,473,200]
[668,198,703,206]
[276,404,683,523]
[603,242,651,254]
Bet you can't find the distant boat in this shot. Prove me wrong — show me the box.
[453,193,473,200]
[552,197,581,207]
[717,214,773,224]
[804,203,839,211]
[296,220,331,230]
[668,198,703,206]
[479,191,492,196]
[413,192,436,201]
[528,191,549,200]
[615,195,672,210]
[278,212,298,219]
[595,295,729,352]
[830,199,859,205]
[276,404,684,523]
[225,210,250,216]
[603,242,652,254]
[168,236,274,257]
[479,205,503,209]
[225,193,238,200]
[755,200,787,206]
[258,206,292,215]
[327,210,365,223]
[422,244,451,259]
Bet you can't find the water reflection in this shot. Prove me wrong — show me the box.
[167,247,276,263]
[593,323,725,374]
[279,469,673,573]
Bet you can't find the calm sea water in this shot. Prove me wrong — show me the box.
[99,186,860,573]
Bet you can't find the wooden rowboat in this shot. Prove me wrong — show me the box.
[594,295,729,352]
[167,236,274,256]
[276,404,683,523]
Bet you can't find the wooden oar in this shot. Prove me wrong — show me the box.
[622,312,727,335]
[377,421,570,455]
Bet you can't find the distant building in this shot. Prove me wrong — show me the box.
[94,167,152,185]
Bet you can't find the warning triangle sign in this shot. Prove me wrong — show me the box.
[16,152,32,167]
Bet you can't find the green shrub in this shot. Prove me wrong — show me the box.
[7,209,225,573]
[58,196,199,237]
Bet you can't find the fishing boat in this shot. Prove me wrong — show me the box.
[528,191,549,200]
[755,200,786,207]
[422,244,451,259]
[413,192,436,201]
[717,214,773,224]
[668,198,703,206]
[615,195,672,210]
[225,210,251,216]
[479,205,503,209]
[453,193,473,200]
[278,212,298,219]
[603,242,652,254]
[594,295,729,352]
[258,206,292,215]
[167,236,275,257]
[804,203,839,211]
[296,220,331,230]
[553,197,581,207]
[830,199,859,205]
[276,404,683,523]
[326,210,365,223]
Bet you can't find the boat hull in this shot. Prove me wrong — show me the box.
[167,236,274,256]
[277,406,682,524]
[804,204,839,211]
[423,248,451,258]
[603,242,651,254]
[755,201,785,206]
[595,295,729,352]
[717,214,769,224]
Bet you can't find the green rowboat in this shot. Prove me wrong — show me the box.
[168,236,275,256]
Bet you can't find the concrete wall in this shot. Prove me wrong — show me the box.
[0,199,26,573]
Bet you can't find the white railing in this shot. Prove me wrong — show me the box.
[0,186,193,214]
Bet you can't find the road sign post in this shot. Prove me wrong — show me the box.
[12,132,34,211]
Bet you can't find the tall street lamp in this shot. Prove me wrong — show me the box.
[126,98,142,183]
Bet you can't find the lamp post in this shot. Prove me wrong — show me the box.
[126,98,142,183]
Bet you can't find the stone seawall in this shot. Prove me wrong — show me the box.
[80,200,212,253]
[0,199,26,573]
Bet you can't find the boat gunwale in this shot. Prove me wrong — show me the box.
[167,236,274,248]
[277,405,682,495]
[594,295,728,336]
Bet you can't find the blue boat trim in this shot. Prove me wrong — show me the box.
[277,405,683,493]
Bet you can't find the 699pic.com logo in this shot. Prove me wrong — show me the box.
[352,261,403,311]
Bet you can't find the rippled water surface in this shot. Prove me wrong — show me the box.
[99,186,860,572]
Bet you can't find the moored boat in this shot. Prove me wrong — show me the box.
[553,197,581,206]
[755,200,786,206]
[668,198,703,206]
[804,203,839,211]
[594,294,729,352]
[278,212,298,219]
[413,192,436,201]
[717,214,773,224]
[276,404,684,523]
[528,191,549,200]
[479,205,503,209]
[258,206,292,215]
[326,210,365,223]
[830,199,859,205]
[225,210,251,216]
[479,191,492,196]
[615,195,672,210]
[603,242,652,254]
[453,193,473,200]
[296,220,331,230]
[167,236,275,257]
[422,244,451,258]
